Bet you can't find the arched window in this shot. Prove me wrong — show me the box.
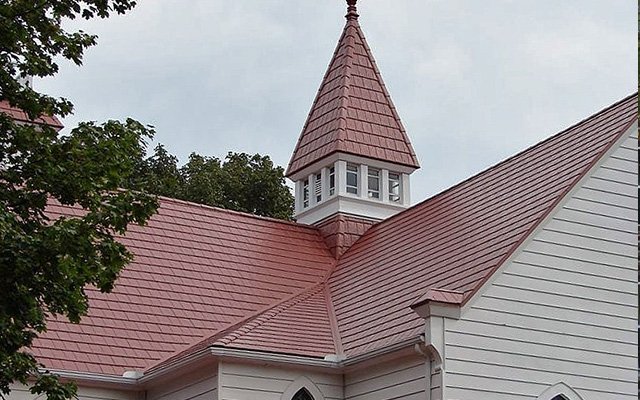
[281,376,324,400]
[292,388,314,400]
[536,383,584,400]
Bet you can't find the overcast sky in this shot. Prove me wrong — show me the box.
[37,0,637,204]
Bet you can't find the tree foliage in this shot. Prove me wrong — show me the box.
[128,145,294,220]
[0,1,159,399]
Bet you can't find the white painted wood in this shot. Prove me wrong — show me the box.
[147,365,218,400]
[430,364,442,400]
[218,362,343,400]
[381,169,390,204]
[359,164,368,199]
[7,384,139,400]
[445,127,638,400]
[344,356,427,400]
[293,152,415,224]
[337,160,347,197]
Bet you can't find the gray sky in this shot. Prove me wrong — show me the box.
[38,0,637,204]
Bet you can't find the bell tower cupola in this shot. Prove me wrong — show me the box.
[286,0,419,226]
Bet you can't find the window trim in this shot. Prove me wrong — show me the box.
[367,167,381,200]
[302,179,310,208]
[388,171,402,203]
[328,166,335,196]
[280,376,325,400]
[346,163,359,195]
[314,172,322,203]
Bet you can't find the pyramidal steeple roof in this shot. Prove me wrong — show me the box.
[286,0,420,177]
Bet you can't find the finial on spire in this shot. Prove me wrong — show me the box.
[346,0,359,21]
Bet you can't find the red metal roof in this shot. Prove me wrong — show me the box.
[33,197,335,375]
[285,8,419,177]
[0,100,63,129]
[316,214,376,258]
[327,93,638,356]
[411,288,465,307]
[212,283,337,357]
[30,94,637,376]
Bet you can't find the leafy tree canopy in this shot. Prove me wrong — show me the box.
[128,145,294,220]
[0,1,158,399]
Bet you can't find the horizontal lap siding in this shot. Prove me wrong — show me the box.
[8,385,138,400]
[219,362,343,400]
[444,128,638,400]
[148,367,218,400]
[344,357,427,400]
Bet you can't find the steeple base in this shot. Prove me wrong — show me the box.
[316,213,377,258]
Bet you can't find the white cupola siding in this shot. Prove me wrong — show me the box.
[290,155,414,224]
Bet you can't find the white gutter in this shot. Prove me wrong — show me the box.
[39,368,137,387]
[142,336,424,384]
[42,336,425,388]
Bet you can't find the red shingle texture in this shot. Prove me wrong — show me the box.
[212,283,336,357]
[411,288,465,307]
[0,100,63,129]
[327,93,638,356]
[285,17,419,176]
[33,198,335,375]
[316,214,376,258]
[28,94,637,374]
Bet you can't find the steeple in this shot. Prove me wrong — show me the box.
[288,0,419,226]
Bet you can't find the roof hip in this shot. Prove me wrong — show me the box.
[286,3,419,177]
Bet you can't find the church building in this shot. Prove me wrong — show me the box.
[8,1,638,399]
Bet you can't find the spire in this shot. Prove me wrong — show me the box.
[346,0,359,21]
[286,1,419,178]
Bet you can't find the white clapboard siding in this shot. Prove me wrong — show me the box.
[7,384,139,400]
[344,356,427,400]
[430,365,442,400]
[218,362,343,400]
[147,365,218,400]
[444,127,638,400]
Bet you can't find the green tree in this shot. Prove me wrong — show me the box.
[130,146,294,220]
[129,144,184,199]
[0,1,158,399]
[218,152,293,220]
[180,152,224,207]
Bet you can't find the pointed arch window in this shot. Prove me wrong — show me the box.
[536,382,584,400]
[292,388,314,400]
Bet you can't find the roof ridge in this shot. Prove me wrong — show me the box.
[352,22,419,165]
[285,21,352,174]
[335,21,358,145]
[460,97,638,305]
[286,9,419,176]
[215,283,326,347]
[144,283,325,374]
[323,283,344,356]
[156,195,320,231]
[355,93,638,237]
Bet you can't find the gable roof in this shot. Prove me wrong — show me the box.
[327,93,638,356]
[285,6,419,177]
[152,93,638,376]
[0,100,63,129]
[148,282,338,373]
[33,197,335,375]
[29,94,637,377]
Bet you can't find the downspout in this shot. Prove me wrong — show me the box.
[410,288,464,400]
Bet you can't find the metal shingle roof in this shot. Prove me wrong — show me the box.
[0,100,64,129]
[285,10,419,177]
[33,198,335,375]
[29,94,637,375]
[327,93,638,356]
